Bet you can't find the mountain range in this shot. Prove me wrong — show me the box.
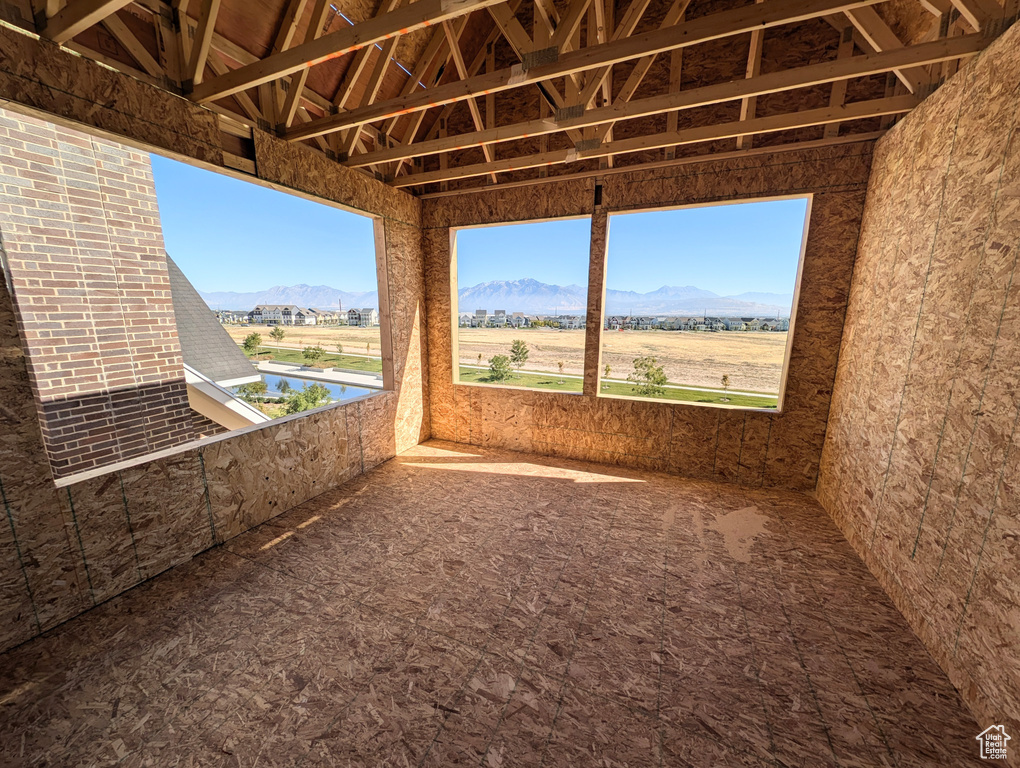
[198,284,378,311]
[197,279,793,318]
[458,279,792,317]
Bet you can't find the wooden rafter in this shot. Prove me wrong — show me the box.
[392,95,918,187]
[186,0,221,87]
[418,132,885,198]
[824,23,856,139]
[41,0,134,44]
[441,19,497,182]
[735,0,765,150]
[345,34,983,168]
[845,6,931,93]
[280,0,334,129]
[286,0,890,143]
[948,0,1002,29]
[101,12,162,77]
[190,0,505,103]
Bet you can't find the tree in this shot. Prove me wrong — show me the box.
[509,339,529,374]
[366,342,371,355]
[332,337,344,357]
[278,379,291,394]
[303,346,326,365]
[628,356,668,397]
[269,326,285,343]
[235,380,267,404]
[285,382,332,414]
[242,332,262,356]
[557,361,565,384]
[476,353,483,367]
[488,354,512,383]
[603,363,612,390]
[721,374,730,391]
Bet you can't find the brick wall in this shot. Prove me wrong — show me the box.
[0,107,194,478]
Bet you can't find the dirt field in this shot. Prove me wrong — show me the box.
[224,324,789,394]
[224,324,383,355]
[457,328,789,393]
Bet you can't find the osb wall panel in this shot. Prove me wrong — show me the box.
[817,21,1020,741]
[423,144,873,491]
[0,41,430,653]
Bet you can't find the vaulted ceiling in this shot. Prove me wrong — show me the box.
[15,0,1015,194]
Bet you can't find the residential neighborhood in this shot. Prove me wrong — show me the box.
[458,310,585,329]
[213,304,379,327]
[605,315,790,332]
[456,309,788,332]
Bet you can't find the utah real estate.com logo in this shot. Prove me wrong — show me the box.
[976,725,1010,760]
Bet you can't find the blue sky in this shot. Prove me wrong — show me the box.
[457,218,593,287]
[456,198,809,295]
[150,154,378,293]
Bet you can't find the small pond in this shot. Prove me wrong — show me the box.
[237,373,377,403]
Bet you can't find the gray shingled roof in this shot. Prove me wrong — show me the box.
[166,254,258,384]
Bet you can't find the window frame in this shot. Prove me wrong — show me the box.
[449,214,593,395]
[595,193,813,414]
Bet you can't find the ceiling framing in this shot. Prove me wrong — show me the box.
[10,0,1017,194]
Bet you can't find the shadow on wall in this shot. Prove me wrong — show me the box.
[33,380,196,478]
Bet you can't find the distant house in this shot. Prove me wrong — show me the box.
[559,315,585,330]
[473,309,487,327]
[490,309,508,327]
[248,304,319,325]
[458,313,474,327]
[347,307,380,326]
[510,312,528,328]
[313,309,341,325]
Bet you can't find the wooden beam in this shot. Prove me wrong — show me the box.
[207,50,262,122]
[824,24,856,138]
[340,36,400,155]
[332,0,404,110]
[585,0,692,145]
[288,0,889,142]
[345,34,982,168]
[280,0,333,128]
[42,0,134,43]
[393,95,917,186]
[190,0,504,103]
[186,0,221,87]
[736,0,765,150]
[272,0,310,53]
[845,6,931,93]
[418,132,885,198]
[948,0,1001,29]
[575,0,656,106]
[442,19,497,182]
[101,12,163,77]
[548,0,593,51]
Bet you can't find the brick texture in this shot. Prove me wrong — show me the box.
[0,107,194,477]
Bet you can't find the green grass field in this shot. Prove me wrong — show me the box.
[458,367,778,409]
[245,346,384,374]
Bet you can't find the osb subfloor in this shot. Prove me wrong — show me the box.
[0,441,979,767]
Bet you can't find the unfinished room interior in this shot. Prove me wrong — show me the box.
[0,0,1017,764]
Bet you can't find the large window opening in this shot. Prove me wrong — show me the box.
[0,104,384,480]
[152,156,384,428]
[453,217,591,393]
[598,197,809,410]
